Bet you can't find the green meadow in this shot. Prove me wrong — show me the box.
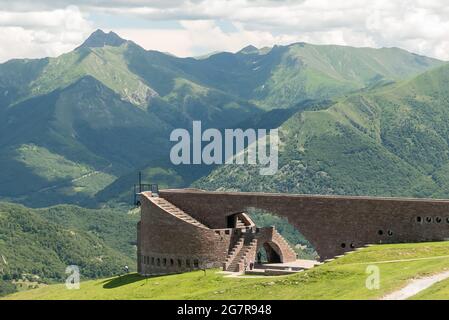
[5,241,449,300]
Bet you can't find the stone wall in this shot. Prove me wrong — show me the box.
[159,189,449,260]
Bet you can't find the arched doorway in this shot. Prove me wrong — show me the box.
[256,242,282,264]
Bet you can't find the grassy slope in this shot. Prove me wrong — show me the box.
[0,58,49,107]
[251,44,443,109]
[5,241,449,300]
[29,45,155,108]
[196,62,449,199]
[0,202,137,287]
[36,204,139,260]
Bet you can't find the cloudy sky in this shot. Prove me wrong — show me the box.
[0,0,448,62]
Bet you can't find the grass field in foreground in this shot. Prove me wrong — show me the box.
[4,241,449,300]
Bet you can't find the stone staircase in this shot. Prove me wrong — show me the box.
[235,217,245,228]
[223,237,245,271]
[151,197,208,229]
[224,237,258,272]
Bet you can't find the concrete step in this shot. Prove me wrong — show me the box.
[263,269,303,276]
[255,264,304,271]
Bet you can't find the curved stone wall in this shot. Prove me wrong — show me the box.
[138,194,239,275]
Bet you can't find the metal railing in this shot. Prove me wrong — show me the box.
[134,183,159,206]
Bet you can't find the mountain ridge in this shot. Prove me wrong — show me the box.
[0,30,446,207]
[76,29,128,50]
[195,62,449,199]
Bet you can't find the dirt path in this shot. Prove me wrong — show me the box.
[381,270,449,300]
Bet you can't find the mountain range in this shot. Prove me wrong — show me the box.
[0,29,445,207]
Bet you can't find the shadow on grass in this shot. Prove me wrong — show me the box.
[102,273,170,289]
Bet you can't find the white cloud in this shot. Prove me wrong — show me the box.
[0,5,92,62]
[1,0,449,61]
[112,0,449,60]
[115,21,299,58]
[114,28,193,56]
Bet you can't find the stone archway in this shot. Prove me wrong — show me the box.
[256,241,282,264]
[244,207,318,261]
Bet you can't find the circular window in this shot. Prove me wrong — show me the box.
[341,243,346,248]
[378,230,384,236]
[436,217,442,223]
[426,217,433,223]
[387,230,393,236]
[416,216,422,223]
